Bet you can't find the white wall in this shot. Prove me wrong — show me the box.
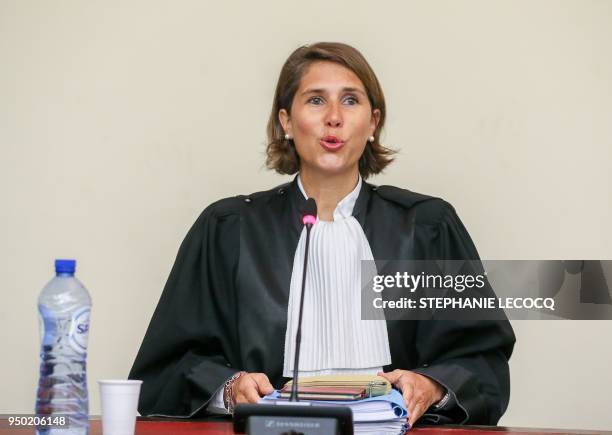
[1,0,611,430]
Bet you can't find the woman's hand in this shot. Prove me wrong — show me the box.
[378,369,445,427]
[230,372,275,405]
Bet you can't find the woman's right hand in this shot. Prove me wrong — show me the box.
[230,372,275,405]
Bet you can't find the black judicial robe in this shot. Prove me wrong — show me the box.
[129,177,516,425]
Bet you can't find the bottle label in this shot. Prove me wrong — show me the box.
[69,307,90,354]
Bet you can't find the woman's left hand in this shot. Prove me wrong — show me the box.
[378,369,445,427]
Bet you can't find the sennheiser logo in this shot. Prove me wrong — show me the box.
[265,419,320,429]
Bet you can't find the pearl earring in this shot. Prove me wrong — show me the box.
[285,133,292,140]
[368,136,375,142]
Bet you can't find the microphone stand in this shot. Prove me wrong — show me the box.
[233,202,353,435]
[290,221,312,402]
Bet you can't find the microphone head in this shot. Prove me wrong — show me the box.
[301,198,317,226]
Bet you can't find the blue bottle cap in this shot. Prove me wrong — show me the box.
[55,259,76,274]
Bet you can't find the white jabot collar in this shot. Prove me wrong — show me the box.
[284,174,391,377]
[297,174,362,221]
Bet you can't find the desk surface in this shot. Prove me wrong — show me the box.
[0,418,610,435]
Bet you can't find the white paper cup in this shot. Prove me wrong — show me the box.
[98,380,143,435]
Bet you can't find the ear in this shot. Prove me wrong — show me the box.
[370,109,381,136]
[279,109,292,136]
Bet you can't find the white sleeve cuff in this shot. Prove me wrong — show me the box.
[206,383,229,415]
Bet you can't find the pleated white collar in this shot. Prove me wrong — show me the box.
[284,174,391,377]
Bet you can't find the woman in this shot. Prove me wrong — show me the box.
[129,42,515,427]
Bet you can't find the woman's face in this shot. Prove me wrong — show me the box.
[279,61,380,178]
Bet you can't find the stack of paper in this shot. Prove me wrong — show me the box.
[261,388,409,435]
[283,375,392,398]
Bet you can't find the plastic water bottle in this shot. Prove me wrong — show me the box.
[35,259,91,435]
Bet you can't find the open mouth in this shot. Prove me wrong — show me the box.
[320,135,345,151]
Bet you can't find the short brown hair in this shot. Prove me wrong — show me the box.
[266,42,395,179]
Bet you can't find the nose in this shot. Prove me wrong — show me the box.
[325,102,343,128]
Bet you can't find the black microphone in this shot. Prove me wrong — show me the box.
[233,197,353,435]
[301,198,318,227]
[290,198,317,402]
